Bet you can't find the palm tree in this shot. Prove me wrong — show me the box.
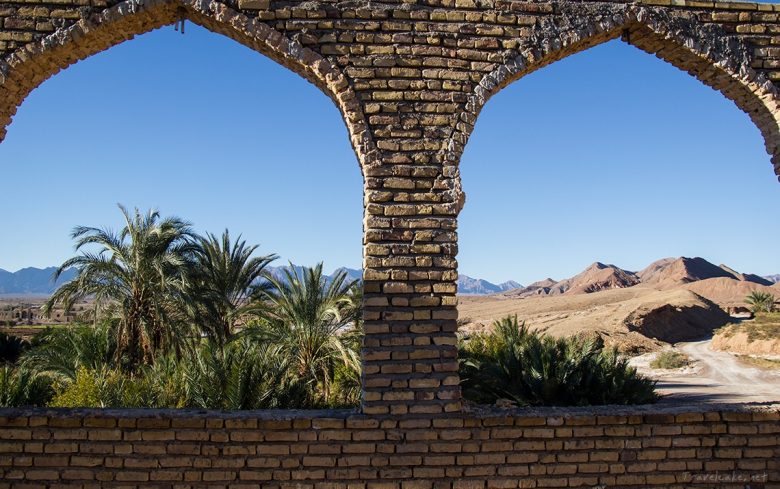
[187,230,277,347]
[746,290,776,314]
[0,332,29,365]
[0,365,53,407]
[43,205,198,369]
[246,263,361,405]
[22,323,116,386]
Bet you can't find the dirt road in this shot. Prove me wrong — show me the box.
[640,340,780,403]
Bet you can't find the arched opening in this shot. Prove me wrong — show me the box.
[457,36,780,405]
[0,11,366,409]
[0,0,375,165]
[448,17,780,179]
[0,22,363,274]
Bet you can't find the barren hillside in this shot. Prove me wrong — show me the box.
[682,278,778,308]
[459,286,730,354]
[639,257,730,285]
[459,256,774,354]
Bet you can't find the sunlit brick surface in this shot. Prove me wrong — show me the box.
[0,405,778,487]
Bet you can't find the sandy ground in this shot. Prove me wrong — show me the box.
[631,340,780,404]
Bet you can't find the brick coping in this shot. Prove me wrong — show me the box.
[0,400,777,421]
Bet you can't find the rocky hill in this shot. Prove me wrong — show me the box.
[502,257,773,300]
[547,262,639,295]
[682,278,779,308]
[639,257,772,287]
[638,257,733,285]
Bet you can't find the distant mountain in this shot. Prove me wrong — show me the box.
[265,265,362,285]
[0,267,77,295]
[266,267,518,294]
[498,280,522,291]
[763,274,780,284]
[458,275,522,295]
[0,265,362,296]
[331,267,363,283]
[718,265,773,286]
[266,267,523,295]
[503,278,557,298]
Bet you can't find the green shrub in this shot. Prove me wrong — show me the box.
[50,367,145,408]
[459,315,657,406]
[136,355,188,408]
[650,350,689,369]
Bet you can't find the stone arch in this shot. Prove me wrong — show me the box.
[0,0,378,172]
[446,5,780,187]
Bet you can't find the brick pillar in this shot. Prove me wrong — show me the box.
[360,162,462,415]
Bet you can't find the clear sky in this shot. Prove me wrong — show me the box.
[1,23,778,284]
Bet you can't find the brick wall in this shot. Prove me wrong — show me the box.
[0,404,778,487]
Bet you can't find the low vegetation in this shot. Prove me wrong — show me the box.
[716,312,780,342]
[649,350,689,369]
[737,355,780,370]
[458,315,657,406]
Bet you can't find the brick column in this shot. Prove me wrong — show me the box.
[360,162,462,415]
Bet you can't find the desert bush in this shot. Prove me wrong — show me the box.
[716,313,780,342]
[650,350,689,369]
[459,315,657,406]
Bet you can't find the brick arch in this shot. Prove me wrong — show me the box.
[448,5,780,184]
[0,0,378,172]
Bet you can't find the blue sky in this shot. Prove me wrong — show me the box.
[1,24,778,284]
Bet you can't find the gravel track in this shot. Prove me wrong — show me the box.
[650,340,780,403]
